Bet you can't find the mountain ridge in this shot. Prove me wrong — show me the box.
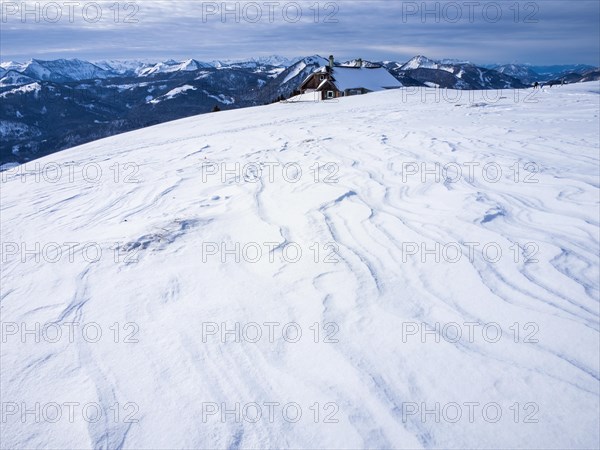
[2,55,598,166]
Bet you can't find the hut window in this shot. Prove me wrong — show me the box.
[327,91,334,98]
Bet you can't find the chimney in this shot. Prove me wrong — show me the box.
[357,58,363,68]
[329,55,334,70]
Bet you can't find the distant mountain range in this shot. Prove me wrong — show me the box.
[1,55,598,167]
[381,56,528,90]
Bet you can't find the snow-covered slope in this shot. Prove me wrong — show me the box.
[148,85,197,104]
[139,59,213,77]
[0,82,41,98]
[282,55,329,84]
[1,83,599,449]
[0,70,38,87]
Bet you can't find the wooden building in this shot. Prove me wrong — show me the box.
[299,56,402,100]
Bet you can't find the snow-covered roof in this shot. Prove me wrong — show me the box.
[307,66,402,92]
[330,66,401,91]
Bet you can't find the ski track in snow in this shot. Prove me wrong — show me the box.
[1,83,599,449]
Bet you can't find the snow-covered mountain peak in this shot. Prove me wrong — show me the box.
[277,55,329,85]
[0,60,28,72]
[138,59,214,76]
[304,54,330,65]
[212,55,298,69]
[1,58,112,82]
[250,54,299,67]
[93,59,156,76]
[400,55,440,70]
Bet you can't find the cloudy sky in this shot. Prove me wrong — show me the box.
[1,0,599,65]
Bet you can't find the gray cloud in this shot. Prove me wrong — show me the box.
[0,0,598,64]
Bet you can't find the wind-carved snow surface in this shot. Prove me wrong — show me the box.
[1,83,599,449]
